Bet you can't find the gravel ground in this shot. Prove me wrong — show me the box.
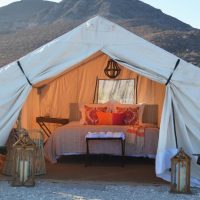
[0,180,200,200]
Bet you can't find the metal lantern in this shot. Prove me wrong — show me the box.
[104,59,121,78]
[2,111,22,176]
[2,129,19,176]
[170,148,191,194]
[12,130,36,187]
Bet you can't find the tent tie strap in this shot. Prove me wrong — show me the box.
[105,58,181,86]
[17,61,32,86]
[165,59,180,85]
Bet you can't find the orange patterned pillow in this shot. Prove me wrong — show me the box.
[96,111,112,125]
[116,107,139,125]
[85,106,107,125]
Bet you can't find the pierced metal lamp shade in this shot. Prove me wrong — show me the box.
[104,59,121,79]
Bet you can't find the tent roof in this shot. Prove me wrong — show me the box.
[1,16,198,93]
[3,16,198,87]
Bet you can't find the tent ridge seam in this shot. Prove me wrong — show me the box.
[17,61,32,87]
[165,59,180,85]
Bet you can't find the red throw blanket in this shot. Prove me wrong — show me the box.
[126,125,145,153]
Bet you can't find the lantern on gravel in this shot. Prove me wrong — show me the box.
[170,148,191,194]
[12,130,36,187]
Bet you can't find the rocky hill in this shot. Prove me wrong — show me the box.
[0,0,56,33]
[33,0,192,31]
[0,0,199,67]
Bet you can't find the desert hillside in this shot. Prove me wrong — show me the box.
[0,0,199,67]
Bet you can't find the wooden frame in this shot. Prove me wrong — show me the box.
[93,78,137,104]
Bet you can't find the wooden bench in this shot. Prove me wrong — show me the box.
[85,132,125,166]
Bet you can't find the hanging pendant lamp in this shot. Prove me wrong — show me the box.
[104,59,121,79]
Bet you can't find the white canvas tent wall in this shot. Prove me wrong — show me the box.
[0,16,200,186]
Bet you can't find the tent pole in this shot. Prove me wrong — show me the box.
[135,75,138,104]
[171,100,178,149]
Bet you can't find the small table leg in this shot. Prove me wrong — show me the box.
[38,122,51,138]
[85,139,89,167]
[121,139,125,167]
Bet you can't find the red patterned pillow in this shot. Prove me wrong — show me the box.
[112,112,126,125]
[115,107,127,113]
[85,106,107,125]
[116,107,139,125]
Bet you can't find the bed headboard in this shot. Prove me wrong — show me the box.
[69,103,158,125]
[69,103,81,122]
[142,104,158,124]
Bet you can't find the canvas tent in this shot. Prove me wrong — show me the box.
[0,16,200,186]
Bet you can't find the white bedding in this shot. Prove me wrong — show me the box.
[44,121,159,163]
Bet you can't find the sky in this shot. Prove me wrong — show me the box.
[0,0,199,29]
[140,0,200,29]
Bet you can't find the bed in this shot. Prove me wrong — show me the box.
[44,103,159,163]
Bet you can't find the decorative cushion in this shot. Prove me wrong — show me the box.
[84,106,107,125]
[80,103,109,124]
[115,104,144,125]
[96,111,126,125]
[96,111,112,125]
[72,103,157,125]
[116,107,139,125]
[112,112,126,125]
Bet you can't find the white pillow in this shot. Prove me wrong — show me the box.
[102,100,121,112]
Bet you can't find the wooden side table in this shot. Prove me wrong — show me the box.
[36,117,69,138]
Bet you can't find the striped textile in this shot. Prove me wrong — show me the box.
[126,125,145,152]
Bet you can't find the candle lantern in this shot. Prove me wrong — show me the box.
[170,148,191,194]
[12,130,36,187]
